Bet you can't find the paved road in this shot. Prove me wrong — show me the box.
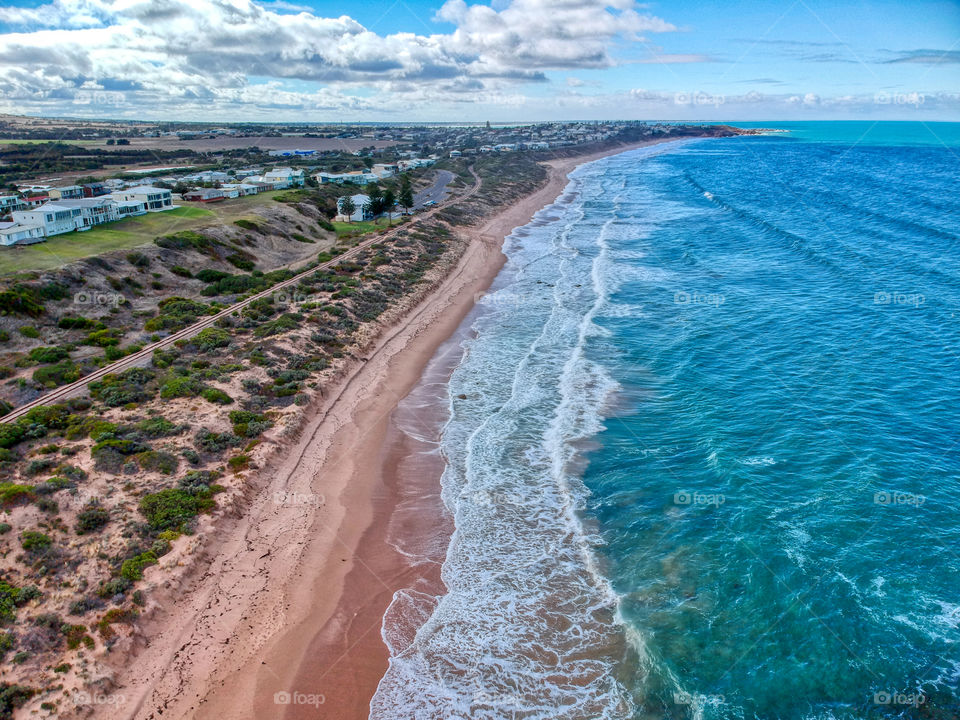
[413,170,455,210]
[2,167,480,422]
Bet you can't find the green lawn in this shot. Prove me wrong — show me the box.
[331,218,405,239]
[0,206,214,274]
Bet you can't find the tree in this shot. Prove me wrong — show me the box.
[381,189,396,225]
[364,182,384,219]
[339,195,356,222]
[398,175,414,214]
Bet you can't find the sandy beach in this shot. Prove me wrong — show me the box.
[99,139,674,720]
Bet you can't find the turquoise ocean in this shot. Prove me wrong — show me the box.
[370,122,960,719]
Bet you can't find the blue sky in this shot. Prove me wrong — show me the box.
[0,0,957,121]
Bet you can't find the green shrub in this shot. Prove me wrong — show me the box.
[19,530,52,553]
[200,387,233,405]
[234,219,261,232]
[0,683,35,719]
[76,505,110,535]
[136,416,183,438]
[226,253,255,271]
[126,251,150,268]
[159,375,205,399]
[0,287,44,317]
[169,265,193,278]
[0,581,39,622]
[120,551,158,581]
[194,428,241,454]
[195,269,230,283]
[26,346,70,364]
[85,328,122,347]
[90,367,156,406]
[154,230,219,254]
[18,326,39,339]
[32,360,80,388]
[135,450,178,474]
[139,488,215,531]
[0,484,34,507]
[191,327,230,352]
[57,315,96,330]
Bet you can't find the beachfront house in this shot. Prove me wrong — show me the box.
[82,182,110,198]
[264,167,305,188]
[0,195,24,216]
[371,163,398,178]
[48,185,83,200]
[112,186,174,211]
[13,197,119,236]
[0,221,45,246]
[314,170,378,185]
[336,194,373,222]
[183,188,225,202]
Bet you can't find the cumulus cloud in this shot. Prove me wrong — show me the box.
[0,0,677,117]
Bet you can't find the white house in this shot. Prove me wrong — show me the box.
[109,198,148,218]
[13,198,118,236]
[111,186,173,211]
[336,194,372,222]
[0,195,23,216]
[371,163,398,178]
[264,167,305,188]
[314,171,378,185]
[0,221,45,246]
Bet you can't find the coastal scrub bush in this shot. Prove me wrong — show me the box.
[57,316,96,330]
[154,230,219,255]
[120,551,158,581]
[139,488,215,531]
[169,265,193,278]
[234,219,261,232]
[0,683,35,719]
[0,581,40,622]
[18,326,39,339]
[25,346,70,364]
[0,288,44,318]
[194,428,241,454]
[195,269,230,283]
[200,387,233,405]
[91,438,149,473]
[135,450,178,475]
[191,327,230,353]
[75,505,110,535]
[226,253,255,271]
[126,252,150,268]
[159,375,205,400]
[89,367,156,406]
[33,360,81,388]
[136,416,184,438]
[0,484,35,508]
[19,531,52,553]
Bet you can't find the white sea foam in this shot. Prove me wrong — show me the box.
[370,159,647,720]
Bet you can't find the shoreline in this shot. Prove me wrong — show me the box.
[99,137,680,720]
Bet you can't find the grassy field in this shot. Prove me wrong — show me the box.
[0,206,214,274]
[331,218,406,240]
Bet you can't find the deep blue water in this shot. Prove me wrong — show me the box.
[371,124,960,720]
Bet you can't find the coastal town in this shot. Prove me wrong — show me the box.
[0,118,716,247]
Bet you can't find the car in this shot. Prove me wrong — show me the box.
[424,200,437,206]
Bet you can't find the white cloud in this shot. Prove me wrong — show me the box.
[0,0,677,117]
